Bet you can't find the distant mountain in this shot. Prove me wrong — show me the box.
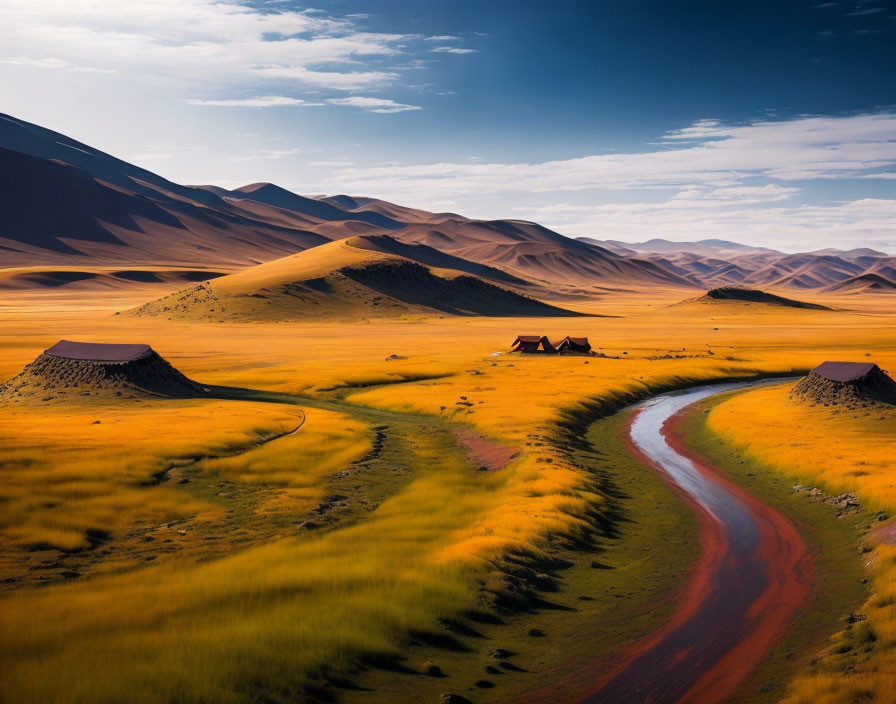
[0,114,340,266]
[394,220,694,288]
[318,193,460,224]
[580,237,779,259]
[576,237,637,256]
[824,273,896,294]
[217,183,404,230]
[1,113,688,293]
[808,247,890,259]
[2,112,892,296]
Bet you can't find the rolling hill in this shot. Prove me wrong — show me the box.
[673,287,832,311]
[825,273,896,294]
[130,236,585,321]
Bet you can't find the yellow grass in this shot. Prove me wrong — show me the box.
[707,383,896,703]
[1,284,894,701]
[0,401,298,553]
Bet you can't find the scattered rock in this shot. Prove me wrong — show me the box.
[426,665,445,678]
[528,628,545,637]
[439,694,471,704]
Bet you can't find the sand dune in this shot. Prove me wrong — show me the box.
[130,236,583,321]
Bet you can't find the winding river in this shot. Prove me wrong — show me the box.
[586,380,813,704]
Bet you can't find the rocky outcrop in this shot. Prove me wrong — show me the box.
[0,347,205,403]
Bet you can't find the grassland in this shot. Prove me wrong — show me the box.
[0,284,893,702]
[705,384,896,703]
[341,412,700,703]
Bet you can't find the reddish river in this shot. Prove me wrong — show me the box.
[586,381,813,704]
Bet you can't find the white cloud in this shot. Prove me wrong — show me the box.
[327,113,896,194]
[504,195,896,252]
[321,113,896,250]
[326,96,421,113]
[425,35,461,41]
[0,0,447,96]
[230,147,302,160]
[1,56,115,73]
[429,47,477,54]
[185,95,307,107]
[308,159,355,167]
[129,152,172,160]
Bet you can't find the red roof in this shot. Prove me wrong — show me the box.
[566,337,590,346]
[514,336,543,343]
[45,340,153,362]
[811,361,878,382]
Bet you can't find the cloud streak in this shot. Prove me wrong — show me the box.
[185,96,307,107]
[326,96,421,113]
[429,47,477,54]
[328,113,896,193]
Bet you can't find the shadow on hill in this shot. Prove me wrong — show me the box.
[339,260,587,317]
[698,287,831,310]
[352,234,533,287]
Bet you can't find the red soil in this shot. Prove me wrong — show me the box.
[452,427,519,472]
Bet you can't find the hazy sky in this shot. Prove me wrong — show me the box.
[1,0,895,250]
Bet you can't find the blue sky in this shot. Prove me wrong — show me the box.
[1,0,894,250]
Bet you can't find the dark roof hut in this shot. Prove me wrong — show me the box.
[791,361,896,407]
[0,340,206,402]
[555,336,592,354]
[511,335,549,353]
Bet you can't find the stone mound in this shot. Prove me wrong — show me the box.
[791,361,896,408]
[0,340,206,403]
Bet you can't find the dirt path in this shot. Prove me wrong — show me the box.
[584,381,813,704]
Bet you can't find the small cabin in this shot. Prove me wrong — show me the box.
[555,336,591,354]
[811,361,878,383]
[791,360,896,407]
[511,335,592,354]
[45,340,153,364]
[510,335,550,353]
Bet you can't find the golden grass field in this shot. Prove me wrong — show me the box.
[0,281,894,703]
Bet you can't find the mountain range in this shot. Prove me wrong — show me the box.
[1,113,893,302]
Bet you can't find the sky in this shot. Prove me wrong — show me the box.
[1,0,895,251]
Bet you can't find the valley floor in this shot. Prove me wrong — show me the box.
[0,284,894,703]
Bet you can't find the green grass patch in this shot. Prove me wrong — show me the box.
[343,410,701,703]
